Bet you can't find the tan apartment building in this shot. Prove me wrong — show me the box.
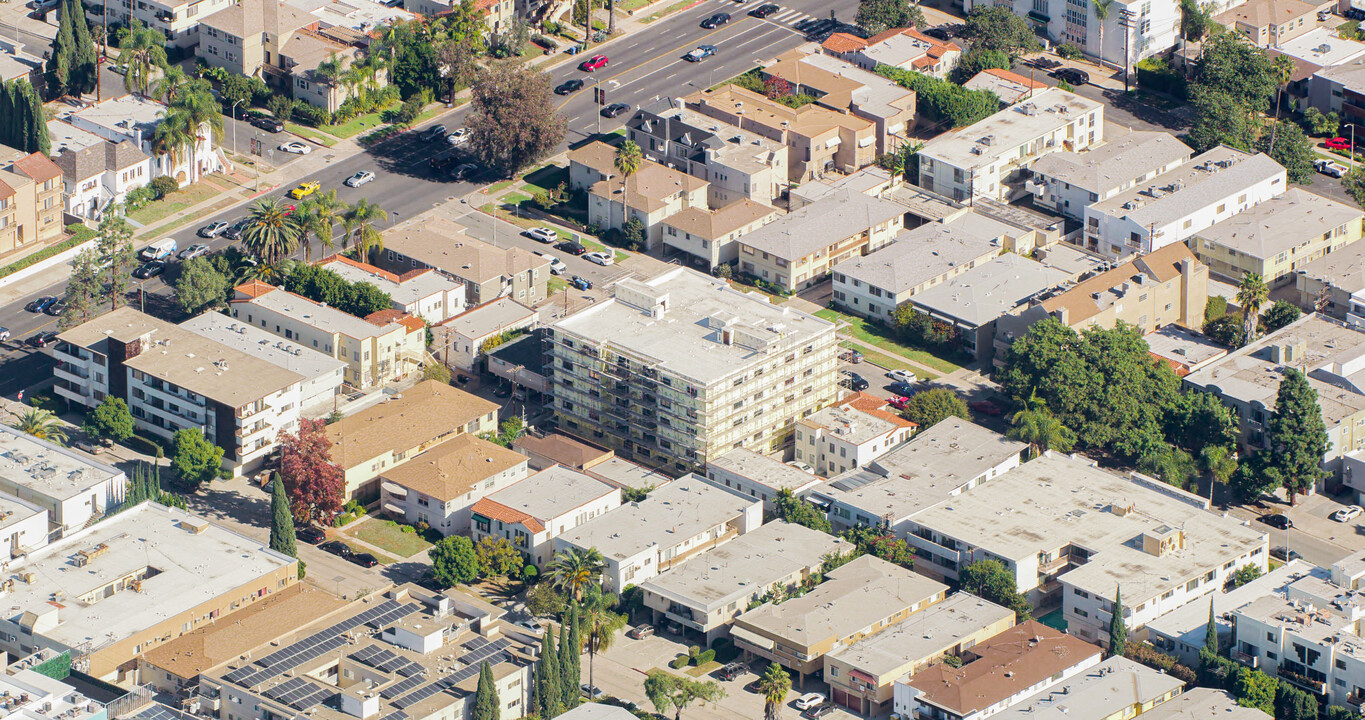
[379,434,530,535]
[731,555,948,687]
[587,159,708,250]
[736,189,905,292]
[1189,187,1363,286]
[760,50,917,156]
[685,85,877,184]
[379,218,549,306]
[627,106,790,206]
[0,147,62,259]
[660,198,778,270]
[327,379,499,502]
[1215,0,1318,47]
[229,281,427,389]
[995,243,1208,363]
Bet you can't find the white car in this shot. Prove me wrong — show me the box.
[1333,505,1363,523]
[525,227,558,243]
[584,251,614,266]
[447,128,470,146]
[279,141,312,155]
[1316,158,1349,178]
[536,252,567,275]
[795,693,826,711]
[885,369,917,384]
[345,170,376,187]
[514,619,544,636]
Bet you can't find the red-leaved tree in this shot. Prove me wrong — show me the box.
[764,76,793,100]
[277,418,344,525]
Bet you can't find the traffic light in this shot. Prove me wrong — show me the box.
[595,87,606,105]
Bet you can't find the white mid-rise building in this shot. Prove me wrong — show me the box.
[705,448,825,513]
[317,256,466,325]
[0,425,125,537]
[963,0,1181,70]
[1027,128,1192,220]
[470,466,621,567]
[795,393,917,477]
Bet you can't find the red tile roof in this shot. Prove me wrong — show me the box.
[234,280,276,299]
[822,32,868,53]
[982,67,1049,89]
[845,391,918,430]
[11,153,62,183]
[470,498,546,533]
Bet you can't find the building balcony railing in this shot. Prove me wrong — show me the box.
[1276,665,1325,694]
[54,366,90,386]
[1231,649,1258,668]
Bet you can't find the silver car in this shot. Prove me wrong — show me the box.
[345,170,376,187]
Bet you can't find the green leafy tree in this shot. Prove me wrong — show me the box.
[1109,585,1127,656]
[1265,368,1330,505]
[855,0,925,35]
[773,489,832,533]
[267,95,297,124]
[960,559,1030,622]
[1229,564,1262,588]
[475,537,524,579]
[1206,295,1228,321]
[87,397,134,442]
[12,408,68,445]
[481,417,525,448]
[1205,599,1219,654]
[269,474,298,558]
[536,627,562,718]
[1275,680,1318,720]
[175,255,230,315]
[430,536,479,586]
[466,63,567,176]
[643,671,725,720]
[548,547,605,601]
[1009,407,1076,457]
[472,662,499,720]
[1167,391,1238,455]
[527,582,568,617]
[171,427,226,487]
[1200,443,1239,498]
[1325,705,1358,720]
[953,47,1011,83]
[875,65,1000,128]
[1229,450,1282,504]
[342,199,389,260]
[1256,119,1314,184]
[1234,667,1277,715]
[1204,312,1247,349]
[94,214,135,311]
[756,662,791,720]
[1259,300,1302,335]
[1188,87,1261,152]
[423,363,452,385]
[1345,163,1365,208]
[899,388,968,429]
[962,7,1040,59]
[61,249,101,330]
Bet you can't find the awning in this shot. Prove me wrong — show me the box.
[730,625,775,652]
[1027,10,1049,22]
[381,481,408,498]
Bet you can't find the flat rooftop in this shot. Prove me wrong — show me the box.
[584,456,673,491]
[827,593,1013,680]
[1,503,295,651]
[179,311,347,382]
[995,656,1183,720]
[919,88,1103,170]
[800,402,901,446]
[733,555,946,647]
[1030,129,1191,193]
[1089,146,1285,228]
[438,297,536,339]
[913,453,1266,604]
[736,189,905,261]
[45,121,106,155]
[0,668,106,720]
[477,466,618,526]
[1275,27,1365,69]
[1145,324,1228,373]
[318,257,463,308]
[910,253,1070,327]
[0,425,123,502]
[1194,188,1362,261]
[1297,241,1365,294]
[708,449,822,491]
[1184,314,1365,427]
[0,492,46,535]
[65,95,168,139]
[240,285,403,340]
[1140,688,1275,720]
[639,521,846,612]
[551,267,835,386]
[1145,560,1319,651]
[833,212,1008,294]
[558,476,757,561]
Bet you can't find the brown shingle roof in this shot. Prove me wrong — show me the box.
[981,68,1048,89]
[326,380,499,468]
[470,497,545,533]
[589,162,708,212]
[1039,243,1198,326]
[53,145,103,182]
[382,434,527,501]
[568,141,619,176]
[511,433,613,470]
[661,199,777,240]
[107,140,149,171]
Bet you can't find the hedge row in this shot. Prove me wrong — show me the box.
[0,229,94,280]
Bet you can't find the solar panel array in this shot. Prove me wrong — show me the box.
[390,638,513,710]
[223,600,420,688]
[378,711,408,720]
[128,704,195,720]
[264,676,336,710]
[352,645,424,677]
[380,673,428,699]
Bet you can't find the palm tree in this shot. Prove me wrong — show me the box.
[151,110,194,185]
[1008,407,1076,458]
[153,64,188,104]
[613,140,642,235]
[547,547,605,601]
[756,662,791,720]
[241,198,303,266]
[316,52,346,85]
[12,408,68,446]
[578,588,628,693]
[1200,444,1238,502]
[1267,54,1296,155]
[342,199,388,261]
[299,190,345,260]
[1091,0,1116,71]
[1237,272,1269,344]
[167,88,222,184]
[118,24,168,96]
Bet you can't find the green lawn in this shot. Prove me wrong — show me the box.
[618,0,653,11]
[324,111,392,139]
[641,1,690,23]
[336,539,399,564]
[549,276,569,294]
[127,182,220,226]
[840,341,939,380]
[503,192,533,207]
[685,661,721,677]
[523,164,569,193]
[345,519,434,558]
[816,308,963,374]
[284,124,339,147]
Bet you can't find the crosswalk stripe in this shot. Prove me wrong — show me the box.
[788,12,811,23]
[774,9,799,19]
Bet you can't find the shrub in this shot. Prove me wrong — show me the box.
[150,176,179,200]
[669,656,689,669]
[693,649,716,665]
[334,512,357,527]
[292,103,332,127]
[124,185,156,211]
[1136,56,1188,99]
[388,98,424,126]
[343,499,367,516]
[400,524,416,534]
[0,232,91,280]
[522,564,538,581]
[1055,42,1082,59]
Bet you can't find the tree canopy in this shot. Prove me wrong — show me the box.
[899,388,968,429]
[467,64,566,176]
[962,7,1040,59]
[430,536,479,587]
[854,0,926,35]
[86,397,134,442]
[1263,368,1329,505]
[171,428,226,487]
[960,559,1030,622]
[277,418,344,525]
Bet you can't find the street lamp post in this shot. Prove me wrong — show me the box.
[1346,123,1361,161]
[231,99,245,156]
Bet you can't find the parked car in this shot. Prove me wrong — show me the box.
[750,3,779,16]
[423,124,448,142]
[602,102,630,118]
[198,221,229,238]
[133,260,166,279]
[570,275,593,291]
[26,331,58,347]
[224,218,250,240]
[840,370,868,391]
[536,252,568,275]
[579,54,609,71]
[75,437,112,454]
[969,400,1003,416]
[701,11,730,27]
[717,662,747,681]
[1320,9,1333,20]
[888,381,918,396]
[888,395,911,410]
[1334,505,1364,523]
[251,116,285,133]
[1316,158,1349,177]
[319,540,353,557]
[1260,513,1294,530]
[345,170,376,187]
[297,526,327,544]
[885,368,917,383]
[557,240,587,255]
[289,181,320,199]
[1052,67,1089,85]
[0,327,10,342]
[525,227,558,243]
[840,349,863,363]
[25,296,57,313]
[584,251,614,266]
[788,460,814,473]
[795,693,826,711]
[179,243,211,260]
[556,79,585,95]
[140,238,177,261]
[803,704,834,719]
[349,552,380,568]
[278,141,312,154]
[627,624,655,639]
[44,299,67,316]
[685,44,718,62]
[447,128,470,146]
[922,25,952,39]
[580,685,605,700]
[1325,137,1352,150]
[1271,546,1302,561]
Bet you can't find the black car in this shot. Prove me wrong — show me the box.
[751,3,778,16]
[555,79,585,95]
[1052,67,1090,86]
[1271,546,1302,562]
[224,218,250,240]
[570,275,593,291]
[701,11,729,27]
[26,331,58,348]
[602,103,630,118]
[1260,514,1294,530]
[840,371,868,391]
[297,526,327,544]
[133,261,166,279]
[888,381,918,396]
[717,662,747,681]
[319,540,353,557]
[45,299,67,316]
[349,552,380,568]
[251,116,285,133]
[922,26,951,40]
[25,296,57,313]
[556,240,588,255]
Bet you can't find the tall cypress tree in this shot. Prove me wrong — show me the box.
[46,0,74,98]
[472,661,499,720]
[11,81,48,155]
[269,474,298,558]
[564,606,582,710]
[0,83,13,149]
[557,611,575,710]
[536,629,561,719]
[70,0,97,96]
[1205,599,1220,654]
[1109,585,1127,657]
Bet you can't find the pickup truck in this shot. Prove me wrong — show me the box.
[1316,158,1349,178]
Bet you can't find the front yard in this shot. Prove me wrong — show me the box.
[127,181,220,226]
[338,518,433,558]
[816,308,964,375]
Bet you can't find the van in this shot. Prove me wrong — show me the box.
[140,238,177,261]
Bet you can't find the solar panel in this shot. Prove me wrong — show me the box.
[129,705,195,720]
[379,712,408,720]
[381,673,428,699]
[460,638,511,669]
[264,677,335,710]
[224,602,420,689]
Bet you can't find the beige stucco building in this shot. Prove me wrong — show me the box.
[587,159,709,250]
[0,147,63,259]
[1189,188,1363,286]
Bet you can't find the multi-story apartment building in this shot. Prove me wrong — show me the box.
[431,297,538,372]
[627,106,789,207]
[795,393,917,477]
[470,466,621,567]
[1215,0,1317,46]
[379,434,529,535]
[917,89,1104,203]
[963,0,1179,70]
[587,159,709,250]
[379,218,549,306]
[759,51,917,156]
[63,95,223,186]
[1082,146,1286,258]
[546,268,840,472]
[1027,129,1192,220]
[660,199,779,270]
[821,27,962,77]
[54,308,307,474]
[0,146,63,258]
[735,189,905,293]
[1188,188,1363,286]
[318,255,466,324]
[95,0,237,48]
[0,424,126,536]
[706,448,825,513]
[1296,241,1365,325]
[556,477,762,592]
[229,280,427,389]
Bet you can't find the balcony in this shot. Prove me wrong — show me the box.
[1276,665,1325,694]
[54,365,90,386]
[1231,649,1258,668]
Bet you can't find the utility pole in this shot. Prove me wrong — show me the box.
[1119,8,1138,93]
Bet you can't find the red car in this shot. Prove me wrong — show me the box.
[1326,137,1352,150]
[579,54,609,71]
[969,400,1003,416]
[888,395,911,410]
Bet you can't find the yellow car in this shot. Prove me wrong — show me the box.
[288,181,320,199]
